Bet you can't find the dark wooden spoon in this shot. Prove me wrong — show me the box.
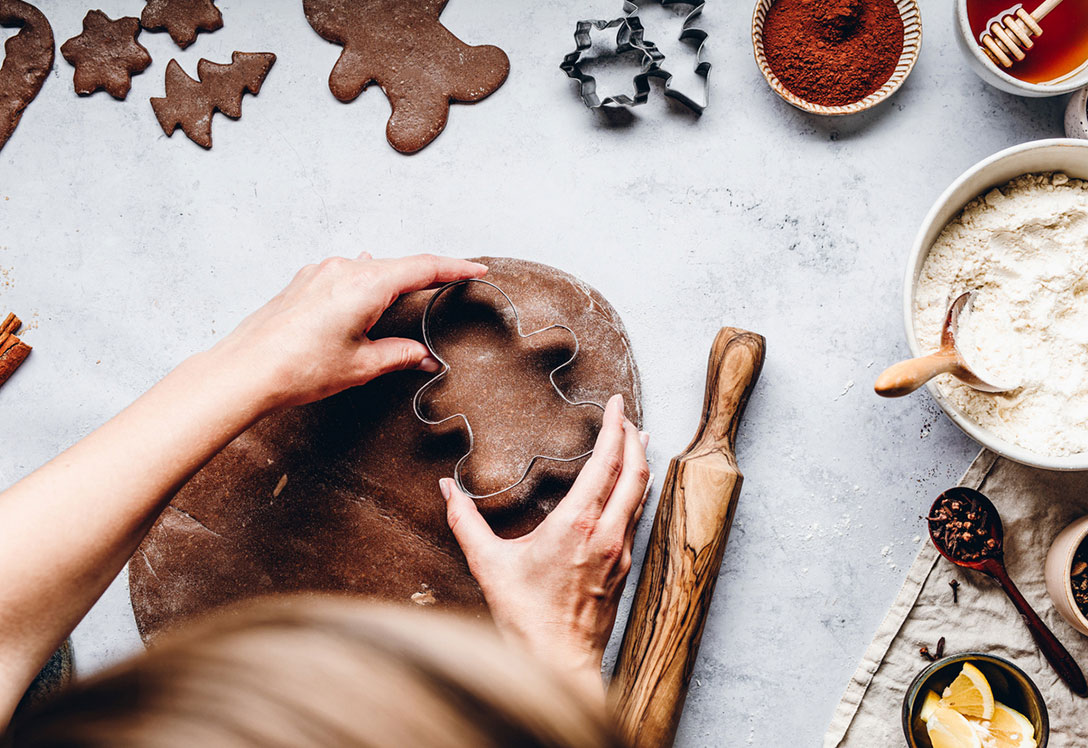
[928,486,1087,696]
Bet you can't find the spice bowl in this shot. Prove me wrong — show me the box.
[1045,516,1088,637]
[902,653,1049,748]
[751,0,921,115]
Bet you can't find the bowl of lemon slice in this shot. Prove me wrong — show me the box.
[903,654,1047,748]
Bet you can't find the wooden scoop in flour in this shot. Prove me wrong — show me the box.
[875,292,1015,398]
[611,327,765,748]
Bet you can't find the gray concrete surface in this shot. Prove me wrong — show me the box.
[0,1,1070,744]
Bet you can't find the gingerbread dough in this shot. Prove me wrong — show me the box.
[128,258,641,641]
[303,0,510,153]
[0,0,53,152]
[140,0,222,49]
[61,11,151,100]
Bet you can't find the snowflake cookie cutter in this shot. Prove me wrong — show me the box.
[412,279,606,501]
[559,2,663,109]
[560,0,711,113]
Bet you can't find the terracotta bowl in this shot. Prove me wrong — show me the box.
[1045,515,1088,636]
[752,0,922,115]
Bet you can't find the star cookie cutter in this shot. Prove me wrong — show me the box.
[412,279,606,501]
[559,2,663,109]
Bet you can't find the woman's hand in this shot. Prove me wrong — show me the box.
[209,253,488,413]
[441,394,651,704]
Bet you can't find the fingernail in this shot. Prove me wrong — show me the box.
[439,478,452,500]
[473,262,489,273]
[419,356,441,373]
[640,432,650,449]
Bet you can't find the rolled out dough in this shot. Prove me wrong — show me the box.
[128,257,642,641]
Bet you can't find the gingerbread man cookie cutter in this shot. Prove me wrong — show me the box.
[412,279,606,501]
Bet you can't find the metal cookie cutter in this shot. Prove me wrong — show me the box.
[559,2,663,109]
[642,1,710,113]
[412,279,606,500]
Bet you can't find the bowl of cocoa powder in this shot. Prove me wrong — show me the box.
[753,0,922,115]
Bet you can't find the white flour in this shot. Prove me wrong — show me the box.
[913,172,1088,458]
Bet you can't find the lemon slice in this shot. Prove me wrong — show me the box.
[920,689,942,723]
[940,662,995,720]
[927,706,983,748]
[972,701,1036,748]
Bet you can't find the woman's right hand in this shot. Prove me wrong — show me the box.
[206,253,488,415]
[441,395,651,703]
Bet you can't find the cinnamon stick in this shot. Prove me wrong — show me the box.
[0,313,31,388]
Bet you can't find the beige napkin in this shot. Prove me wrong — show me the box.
[824,451,1088,747]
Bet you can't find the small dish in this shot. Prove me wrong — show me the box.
[751,0,921,115]
[1045,516,1088,636]
[904,139,1088,471]
[954,0,1088,97]
[1067,87,1088,140]
[902,653,1049,748]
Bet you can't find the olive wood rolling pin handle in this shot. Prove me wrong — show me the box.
[874,351,959,398]
[610,328,766,748]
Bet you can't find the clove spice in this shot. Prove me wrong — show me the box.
[927,494,1001,562]
[1072,538,1088,618]
[949,579,960,604]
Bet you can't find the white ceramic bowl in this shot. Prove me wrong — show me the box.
[1045,516,1088,636]
[954,0,1088,97]
[1067,87,1088,140]
[904,139,1088,471]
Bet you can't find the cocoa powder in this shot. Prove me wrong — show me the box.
[763,0,904,106]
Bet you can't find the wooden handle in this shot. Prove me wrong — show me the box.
[986,560,1088,696]
[610,328,766,747]
[874,351,958,398]
[1032,0,1063,22]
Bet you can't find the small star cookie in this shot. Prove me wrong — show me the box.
[61,11,151,100]
[141,0,222,49]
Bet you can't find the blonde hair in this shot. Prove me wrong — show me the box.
[9,596,623,748]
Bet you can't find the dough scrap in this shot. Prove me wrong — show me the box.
[0,0,53,152]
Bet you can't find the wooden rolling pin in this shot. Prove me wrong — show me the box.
[611,327,766,747]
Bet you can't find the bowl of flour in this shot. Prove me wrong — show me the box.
[906,139,1088,470]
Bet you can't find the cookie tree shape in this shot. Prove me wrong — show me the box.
[141,0,222,49]
[0,0,53,152]
[415,281,605,500]
[61,11,151,100]
[303,0,510,153]
[151,52,276,149]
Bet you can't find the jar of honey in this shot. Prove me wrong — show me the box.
[956,0,1088,95]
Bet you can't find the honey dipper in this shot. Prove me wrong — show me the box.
[979,0,1065,69]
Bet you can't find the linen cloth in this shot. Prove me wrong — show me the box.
[824,450,1088,747]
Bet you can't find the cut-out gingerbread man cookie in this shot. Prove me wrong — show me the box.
[151,51,276,149]
[0,0,54,153]
[415,281,605,501]
[61,11,152,100]
[303,0,510,153]
[141,0,222,49]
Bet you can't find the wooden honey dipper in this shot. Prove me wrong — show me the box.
[979,0,1064,68]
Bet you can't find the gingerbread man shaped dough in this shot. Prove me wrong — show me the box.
[303,0,510,153]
